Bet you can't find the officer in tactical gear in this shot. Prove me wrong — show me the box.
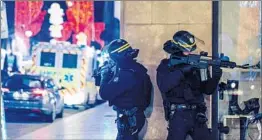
[97,39,153,140]
[157,30,222,140]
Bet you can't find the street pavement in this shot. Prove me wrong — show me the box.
[17,103,118,139]
[5,108,84,139]
[5,102,195,140]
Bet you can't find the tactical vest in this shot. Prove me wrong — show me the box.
[166,68,208,103]
[110,69,150,110]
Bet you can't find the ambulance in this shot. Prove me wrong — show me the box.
[29,41,100,106]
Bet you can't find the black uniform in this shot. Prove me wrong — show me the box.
[157,59,222,140]
[99,59,152,140]
[1,70,9,84]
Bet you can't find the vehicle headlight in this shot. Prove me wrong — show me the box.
[21,93,29,100]
[13,92,20,99]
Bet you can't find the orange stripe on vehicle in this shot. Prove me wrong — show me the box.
[72,87,77,93]
[60,90,65,96]
[68,88,75,95]
[65,89,72,95]
[80,72,85,77]
[81,67,87,72]
[80,81,84,88]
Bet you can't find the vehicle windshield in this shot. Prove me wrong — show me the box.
[3,76,42,90]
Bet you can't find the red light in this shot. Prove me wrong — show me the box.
[33,89,47,96]
[1,88,10,92]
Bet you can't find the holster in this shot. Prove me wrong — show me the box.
[114,106,138,135]
[163,101,170,121]
[196,103,208,124]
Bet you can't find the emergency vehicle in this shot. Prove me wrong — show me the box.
[29,41,100,107]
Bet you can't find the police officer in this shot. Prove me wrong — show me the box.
[156,31,222,140]
[97,39,153,140]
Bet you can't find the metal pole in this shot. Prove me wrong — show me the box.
[259,1,262,115]
[240,117,247,140]
[212,1,220,140]
[1,95,7,140]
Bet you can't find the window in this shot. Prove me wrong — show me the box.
[219,1,261,140]
[4,76,42,90]
[40,52,56,67]
[62,54,78,68]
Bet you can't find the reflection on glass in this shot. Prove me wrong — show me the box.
[219,1,261,140]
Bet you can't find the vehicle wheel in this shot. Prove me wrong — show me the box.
[56,108,64,118]
[45,104,56,122]
[85,93,90,105]
[94,94,99,105]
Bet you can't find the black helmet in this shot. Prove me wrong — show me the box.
[164,30,197,54]
[107,39,139,61]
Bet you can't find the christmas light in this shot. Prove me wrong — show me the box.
[250,85,255,90]
[25,30,33,37]
[76,32,88,46]
[67,1,73,7]
[48,3,64,38]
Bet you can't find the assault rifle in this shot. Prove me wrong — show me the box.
[169,51,257,69]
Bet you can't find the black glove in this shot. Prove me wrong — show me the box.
[100,66,114,85]
[93,69,101,86]
[212,66,222,78]
[180,65,194,75]
[163,101,170,121]
[196,113,208,124]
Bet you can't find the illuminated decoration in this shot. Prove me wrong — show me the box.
[250,85,255,90]
[25,30,33,37]
[12,36,30,56]
[15,1,46,53]
[57,1,103,48]
[85,46,95,58]
[49,24,63,38]
[50,39,57,44]
[66,1,94,45]
[66,1,74,7]
[76,32,88,45]
[48,3,64,38]
[56,22,73,42]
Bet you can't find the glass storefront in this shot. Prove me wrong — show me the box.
[219,1,261,140]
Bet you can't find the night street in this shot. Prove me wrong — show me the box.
[5,107,88,139]
[1,1,261,140]
[9,103,118,139]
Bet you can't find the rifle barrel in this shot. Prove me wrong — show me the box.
[235,65,248,69]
